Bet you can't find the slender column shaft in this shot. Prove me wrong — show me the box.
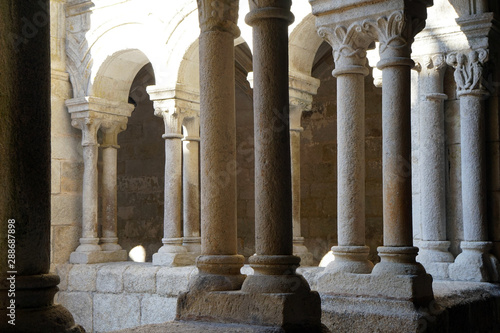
[74,118,102,253]
[461,94,487,241]
[250,4,293,257]
[192,0,245,291]
[290,128,302,241]
[242,0,314,294]
[382,65,413,247]
[102,146,118,239]
[100,121,126,252]
[163,134,184,242]
[183,117,201,252]
[447,50,499,282]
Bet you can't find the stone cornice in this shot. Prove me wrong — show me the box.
[197,0,240,36]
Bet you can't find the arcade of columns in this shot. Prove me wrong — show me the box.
[2,0,500,332]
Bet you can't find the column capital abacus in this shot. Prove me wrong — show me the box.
[446,48,490,97]
[245,0,294,26]
[197,0,240,36]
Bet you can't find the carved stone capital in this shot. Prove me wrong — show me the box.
[289,72,320,130]
[71,117,101,147]
[362,11,426,67]
[414,54,448,101]
[317,23,372,76]
[101,119,128,148]
[446,49,489,96]
[197,0,240,36]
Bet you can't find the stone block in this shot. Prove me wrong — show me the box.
[93,293,140,332]
[52,225,80,265]
[68,264,99,291]
[96,263,132,293]
[56,291,93,333]
[140,295,177,325]
[61,161,84,192]
[51,193,82,225]
[365,137,382,160]
[156,266,196,296]
[51,160,61,194]
[487,141,500,191]
[124,264,160,293]
[51,135,82,161]
[54,263,74,291]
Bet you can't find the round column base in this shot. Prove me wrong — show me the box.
[0,274,84,333]
[325,245,374,274]
[189,255,246,292]
[449,241,499,282]
[372,246,427,276]
[183,237,201,253]
[100,237,123,252]
[416,241,454,280]
[74,237,101,252]
[241,255,311,293]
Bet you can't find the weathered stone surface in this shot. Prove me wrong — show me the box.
[140,295,177,325]
[97,262,132,293]
[56,291,93,332]
[156,266,196,296]
[124,264,160,293]
[51,193,82,225]
[94,293,141,332]
[68,264,99,291]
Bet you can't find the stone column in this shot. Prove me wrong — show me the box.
[149,96,189,266]
[0,0,83,331]
[316,24,375,274]
[447,49,500,282]
[242,0,313,294]
[182,115,201,254]
[69,117,102,263]
[186,0,245,291]
[100,119,128,260]
[289,73,319,267]
[414,54,454,279]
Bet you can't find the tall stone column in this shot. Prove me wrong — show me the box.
[69,117,102,263]
[148,94,189,266]
[316,24,375,274]
[241,0,313,295]
[184,0,245,290]
[447,49,500,282]
[182,115,201,254]
[0,0,83,331]
[414,54,454,279]
[100,119,128,260]
[289,73,319,266]
[364,11,428,284]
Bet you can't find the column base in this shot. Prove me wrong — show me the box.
[241,255,313,294]
[293,237,314,266]
[183,236,202,254]
[152,252,198,266]
[70,249,128,264]
[0,274,84,333]
[177,290,324,332]
[317,246,434,305]
[189,255,246,292]
[324,246,374,274]
[416,241,454,280]
[449,241,500,282]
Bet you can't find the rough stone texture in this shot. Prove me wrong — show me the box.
[68,264,99,291]
[124,264,160,293]
[140,295,177,325]
[94,294,141,332]
[56,292,94,332]
[96,263,132,293]
[156,266,196,296]
[110,321,291,333]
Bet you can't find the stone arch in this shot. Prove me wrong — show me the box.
[289,13,324,75]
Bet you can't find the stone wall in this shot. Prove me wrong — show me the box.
[116,64,164,262]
